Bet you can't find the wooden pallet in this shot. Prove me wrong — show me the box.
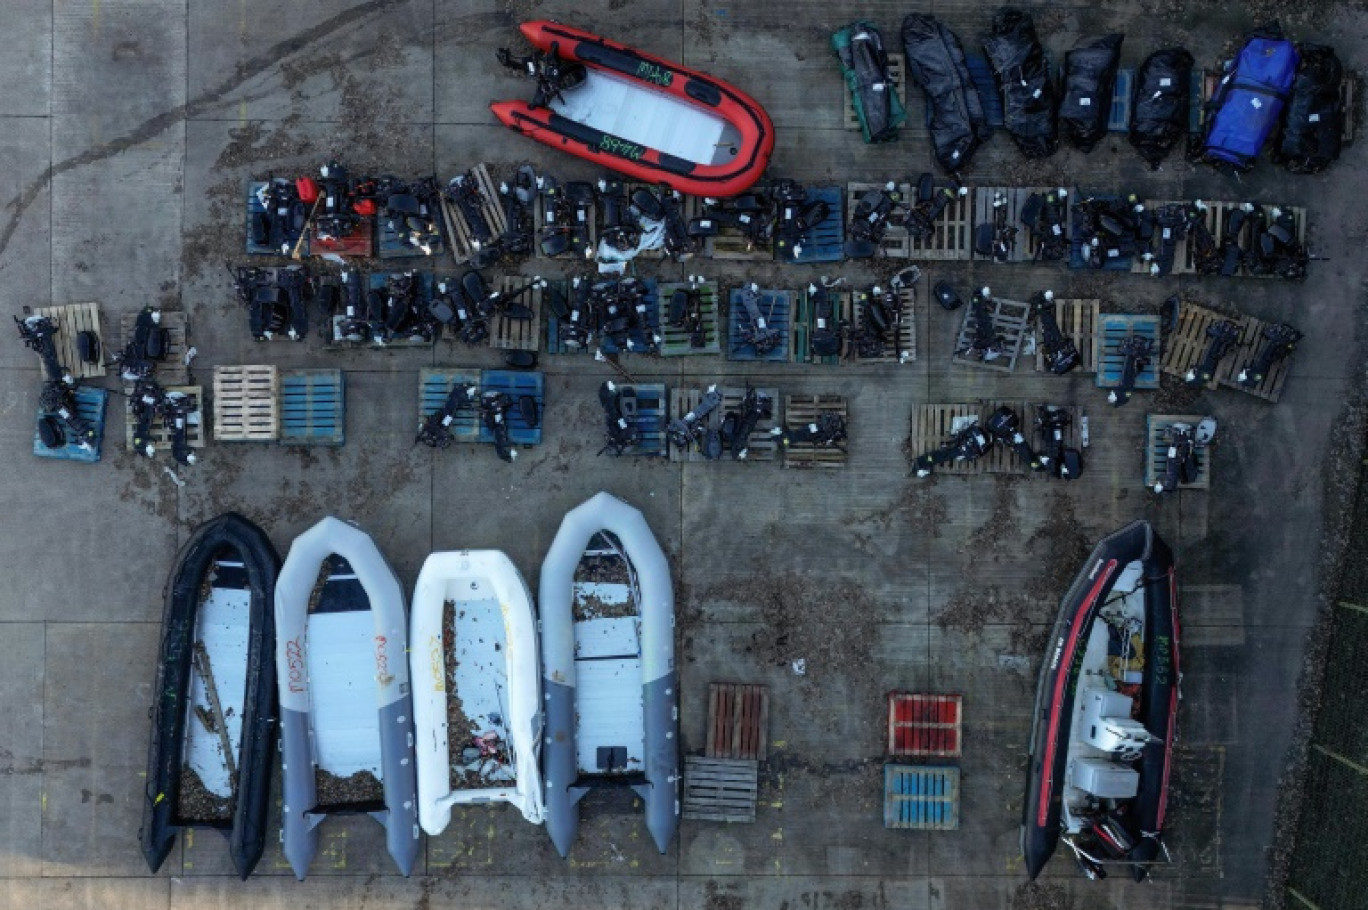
[442,164,508,265]
[884,764,959,830]
[213,366,279,442]
[624,184,701,260]
[118,310,189,384]
[667,386,781,463]
[279,369,345,446]
[658,280,722,356]
[850,285,917,364]
[705,683,770,760]
[28,302,104,380]
[1068,194,1136,271]
[33,386,107,463]
[245,180,309,256]
[843,52,906,131]
[1159,302,1254,390]
[909,401,1076,476]
[127,385,205,452]
[911,186,973,261]
[792,288,850,365]
[1095,315,1162,391]
[703,208,774,262]
[418,369,482,442]
[887,693,962,758]
[377,191,444,260]
[1193,201,1308,277]
[780,186,845,265]
[490,275,545,352]
[1136,200,1198,275]
[974,187,1066,263]
[596,278,661,357]
[846,182,913,259]
[781,395,847,469]
[952,296,1030,373]
[479,370,544,446]
[1109,67,1134,133]
[612,383,668,457]
[532,182,595,260]
[1216,317,1297,403]
[683,756,759,823]
[351,271,435,349]
[1144,414,1210,491]
[1033,299,1099,374]
[727,288,791,363]
[309,217,373,259]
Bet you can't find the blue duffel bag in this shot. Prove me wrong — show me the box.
[1201,26,1299,171]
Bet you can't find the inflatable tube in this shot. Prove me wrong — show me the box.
[539,492,678,857]
[410,550,544,834]
[491,21,774,198]
[140,512,279,880]
[1021,520,1178,880]
[274,517,419,879]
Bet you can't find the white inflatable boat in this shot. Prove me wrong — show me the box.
[410,550,544,834]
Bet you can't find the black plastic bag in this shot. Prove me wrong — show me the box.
[1129,48,1194,168]
[1060,34,1123,152]
[982,8,1058,159]
[902,14,992,173]
[1275,44,1344,174]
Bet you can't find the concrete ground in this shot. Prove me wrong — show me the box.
[0,1,1363,908]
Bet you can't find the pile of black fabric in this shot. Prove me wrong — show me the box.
[982,8,1058,159]
[902,14,992,173]
[1275,44,1345,174]
[1059,35,1123,152]
[1129,48,1194,169]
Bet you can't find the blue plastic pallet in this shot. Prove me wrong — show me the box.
[964,52,1005,128]
[883,764,959,831]
[1095,315,1161,390]
[617,383,668,457]
[245,181,305,256]
[1109,68,1207,134]
[779,186,844,264]
[480,370,543,446]
[597,279,661,356]
[279,369,345,446]
[377,204,445,260]
[418,369,482,441]
[728,288,791,363]
[33,386,108,463]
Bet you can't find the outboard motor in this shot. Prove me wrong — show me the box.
[1031,290,1080,375]
[914,422,991,477]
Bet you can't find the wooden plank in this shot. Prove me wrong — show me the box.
[910,185,972,261]
[668,386,781,463]
[127,385,205,452]
[1342,72,1357,145]
[973,187,1026,262]
[1145,413,1211,491]
[842,52,906,131]
[703,201,774,262]
[1159,302,1255,390]
[490,274,545,352]
[29,302,105,380]
[706,683,771,760]
[908,404,985,476]
[683,756,759,823]
[212,365,279,442]
[1139,200,1197,275]
[952,295,1029,373]
[418,369,482,442]
[791,287,850,365]
[479,369,543,447]
[1095,315,1161,390]
[118,310,189,385]
[847,182,914,259]
[883,764,959,830]
[444,164,507,265]
[610,382,668,458]
[780,185,845,264]
[781,395,847,470]
[1033,299,1098,374]
[849,284,917,365]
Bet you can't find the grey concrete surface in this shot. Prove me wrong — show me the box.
[0,0,1363,908]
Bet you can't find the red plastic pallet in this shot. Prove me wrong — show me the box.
[887,693,962,758]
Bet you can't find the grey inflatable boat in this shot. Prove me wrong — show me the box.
[274,517,420,879]
[539,492,679,856]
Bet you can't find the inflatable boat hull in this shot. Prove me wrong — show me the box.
[410,550,544,834]
[491,21,774,198]
[539,492,678,856]
[140,513,279,879]
[274,517,419,879]
[1021,520,1178,880]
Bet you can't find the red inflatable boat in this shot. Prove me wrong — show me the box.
[490,21,774,198]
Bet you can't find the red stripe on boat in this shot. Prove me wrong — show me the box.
[1036,559,1118,827]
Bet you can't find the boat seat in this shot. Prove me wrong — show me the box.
[597,746,629,772]
[1071,757,1140,799]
